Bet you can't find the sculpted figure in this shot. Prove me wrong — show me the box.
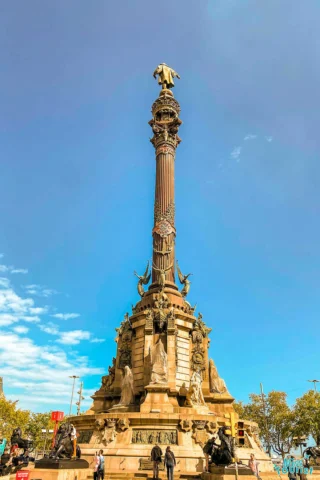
[209,359,228,394]
[186,371,205,406]
[118,366,135,406]
[150,339,168,384]
[153,63,180,90]
[134,261,151,298]
[176,261,192,297]
[152,262,173,291]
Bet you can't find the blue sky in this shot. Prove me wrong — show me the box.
[1,0,320,413]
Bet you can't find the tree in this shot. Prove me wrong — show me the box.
[0,397,55,450]
[25,412,55,449]
[294,390,320,445]
[235,391,297,458]
[0,398,30,440]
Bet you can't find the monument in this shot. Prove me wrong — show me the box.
[70,64,274,477]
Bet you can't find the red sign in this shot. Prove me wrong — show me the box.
[51,411,64,421]
[16,471,30,480]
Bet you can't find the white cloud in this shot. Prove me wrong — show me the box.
[24,285,58,297]
[52,313,80,320]
[0,278,10,288]
[0,332,103,410]
[58,330,91,345]
[230,146,242,161]
[266,136,273,142]
[0,262,104,412]
[0,254,3,259]
[13,326,29,334]
[244,134,257,141]
[0,264,28,274]
[39,322,59,335]
[90,338,105,344]
[29,307,48,315]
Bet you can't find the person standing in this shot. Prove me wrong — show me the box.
[164,446,176,480]
[70,424,77,459]
[248,454,260,478]
[93,451,100,480]
[98,450,105,480]
[151,444,163,480]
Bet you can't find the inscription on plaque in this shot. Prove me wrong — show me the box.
[77,430,93,444]
[132,430,177,444]
[139,459,165,471]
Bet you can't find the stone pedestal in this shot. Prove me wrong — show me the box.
[12,468,90,480]
[140,384,174,413]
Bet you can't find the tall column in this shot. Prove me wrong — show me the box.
[149,89,182,290]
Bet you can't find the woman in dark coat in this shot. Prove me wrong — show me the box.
[164,446,176,480]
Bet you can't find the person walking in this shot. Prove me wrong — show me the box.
[288,456,297,480]
[151,444,163,480]
[248,454,260,479]
[164,446,176,480]
[97,450,105,480]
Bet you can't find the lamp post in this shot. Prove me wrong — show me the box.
[293,436,307,457]
[69,375,80,416]
[308,380,320,392]
[41,428,54,457]
[76,381,85,416]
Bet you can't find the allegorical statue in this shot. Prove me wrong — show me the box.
[118,366,135,406]
[209,359,229,394]
[176,261,192,297]
[150,339,168,384]
[152,262,173,291]
[134,261,151,298]
[185,370,206,406]
[153,63,180,90]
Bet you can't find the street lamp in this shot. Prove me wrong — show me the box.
[308,380,320,392]
[41,428,54,456]
[69,375,80,416]
[76,381,85,416]
[293,436,307,457]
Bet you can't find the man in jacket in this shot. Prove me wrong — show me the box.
[151,444,163,480]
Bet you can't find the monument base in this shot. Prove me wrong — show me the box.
[35,458,89,469]
[12,467,90,480]
[140,384,174,413]
[202,469,280,480]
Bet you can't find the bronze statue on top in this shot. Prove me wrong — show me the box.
[153,63,180,90]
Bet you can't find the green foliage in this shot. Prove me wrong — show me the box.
[0,397,55,448]
[235,391,297,458]
[294,390,320,445]
[0,398,30,440]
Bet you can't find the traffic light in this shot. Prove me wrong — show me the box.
[237,422,245,446]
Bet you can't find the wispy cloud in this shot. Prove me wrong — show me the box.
[230,146,242,161]
[12,326,29,334]
[0,265,28,274]
[244,134,257,141]
[0,254,3,259]
[11,269,28,274]
[39,322,59,335]
[266,136,273,142]
[57,330,91,345]
[24,284,58,297]
[51,313,80,321]
[90,338,105,344]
